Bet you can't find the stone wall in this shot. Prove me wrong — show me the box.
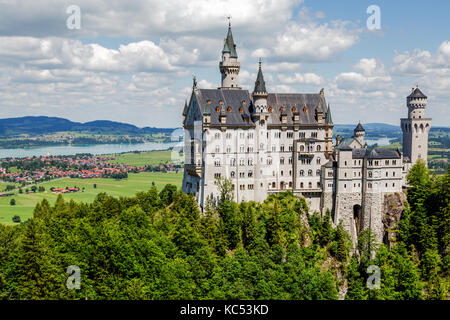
[334,192,363,248]
[362,192,384,243]
[382,192,407,249]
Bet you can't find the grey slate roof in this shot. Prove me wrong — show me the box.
[350,147,401,159]
[194,89,328,127]
[326,104,332,124]
[266,93,327,126]
[196,89,254,127]
[352,148,367,158]
[408,87,427,99]
[336,137,355,148]
[367,148,401,159]
[354,122,365,132]
[223,25,238,58]
[253,62,267,93]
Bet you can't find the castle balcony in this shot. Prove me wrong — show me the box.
[185,164,202,178]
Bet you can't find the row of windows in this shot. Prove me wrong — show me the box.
[299,145,321,152]
[299,169,321,176]
[367,171,397,178]
[215,131,320,140]
[341,182,397,189]
[226,181,324,190]
[343,159,398,167]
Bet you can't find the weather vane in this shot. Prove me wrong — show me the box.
[227,15,232,26]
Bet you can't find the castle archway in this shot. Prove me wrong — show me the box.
[353,204,362,236]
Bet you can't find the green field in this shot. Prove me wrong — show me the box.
[0,172,183,225]
[102,150,178,166]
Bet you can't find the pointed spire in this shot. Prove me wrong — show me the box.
[222,22,238,58]
[192,75,197,89]
[253,59,267,93]
[354,121,365,132]
[326,103,332,124]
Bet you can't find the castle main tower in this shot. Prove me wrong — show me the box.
[219,23,240,89]
[401,86,431,165]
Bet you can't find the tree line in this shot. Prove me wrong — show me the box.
[0,160,447,299]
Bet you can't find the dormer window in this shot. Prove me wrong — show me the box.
[268,107,273,113]
[228,106,232,113]
[216,106,220,112]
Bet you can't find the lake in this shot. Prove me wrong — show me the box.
[0,136,393,159]
[0,141,179,158]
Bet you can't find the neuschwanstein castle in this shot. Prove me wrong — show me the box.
[182,24,431,244]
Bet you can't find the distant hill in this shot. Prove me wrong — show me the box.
[0,116,177,137]
[334,123,448,139]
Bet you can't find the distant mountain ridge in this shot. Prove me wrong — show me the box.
[0,116,446,138]
[0,116,178,136]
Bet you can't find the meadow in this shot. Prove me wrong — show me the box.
[101,150,176,166]
[0,172,183,225]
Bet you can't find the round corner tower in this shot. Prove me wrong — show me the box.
[219,23,240,89]
[401,86,432,165]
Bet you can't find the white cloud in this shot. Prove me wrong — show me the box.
[278,72,324,85]
[270,21,360,62]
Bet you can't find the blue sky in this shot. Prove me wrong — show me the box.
[0,0,448,127]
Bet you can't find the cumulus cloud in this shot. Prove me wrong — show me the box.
[278,72,324,85]
[269,21,360,62]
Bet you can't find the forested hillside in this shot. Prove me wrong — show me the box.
[0,161,448,300]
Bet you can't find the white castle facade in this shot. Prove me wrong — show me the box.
[182,25,431,244]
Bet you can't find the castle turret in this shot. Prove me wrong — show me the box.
[401,86,431,165]
[251,60,268,117]
[219,22,240,89]
[353,122,365,146]
[325,103,334,156]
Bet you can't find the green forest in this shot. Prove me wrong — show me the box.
[0,160,448,300]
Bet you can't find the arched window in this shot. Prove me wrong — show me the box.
[308,169,313,176]
[300,170,304,176]
[226,145,231,153]
[316,145,321,152]
[268,106,273,113]
[280,157,285,165]
[300,145,305,152]
[316,169,321,176]
[231,171,235,178]
[215,145,220,153]
[240,158,245,166]
[230,158,236,166]
[228,106,232,113]
[316,158,321,165]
